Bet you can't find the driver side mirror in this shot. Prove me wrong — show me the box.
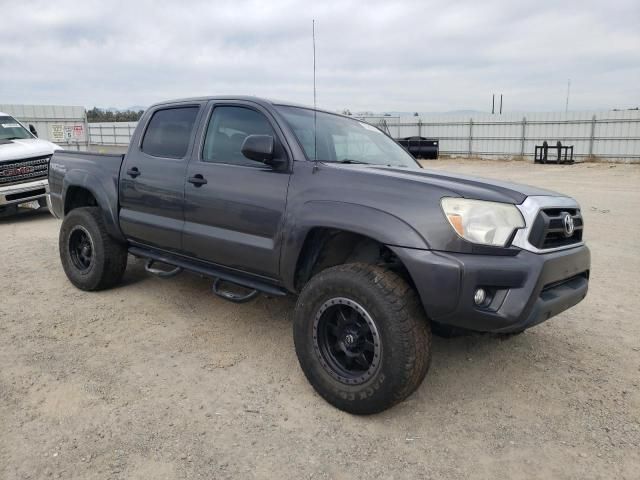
[29,124,38,137]
[241,135,284,168]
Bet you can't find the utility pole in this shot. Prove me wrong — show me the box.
[565,79,571,113]
[499,94,503,115]
[492,94,495,114]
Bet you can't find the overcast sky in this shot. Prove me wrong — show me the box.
[1,0,638,113]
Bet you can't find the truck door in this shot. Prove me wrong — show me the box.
[119,104,202,251]
[182,102,291,278]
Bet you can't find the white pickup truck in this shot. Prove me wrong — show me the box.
[0,112,61,217]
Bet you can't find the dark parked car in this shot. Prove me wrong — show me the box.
[49,96,590,414]
[397,136,438,159]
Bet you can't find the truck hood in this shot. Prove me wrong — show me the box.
[0,138,61,163]
[364,165,563,204]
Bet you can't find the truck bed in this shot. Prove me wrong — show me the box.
[48,150,125,239]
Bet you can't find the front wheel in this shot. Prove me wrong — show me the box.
[59,207,128,291]
[293,263,431,414]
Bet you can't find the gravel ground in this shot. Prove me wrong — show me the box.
[1,159,639,479]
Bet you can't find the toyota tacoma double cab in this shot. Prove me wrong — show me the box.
[49,96,590,414]
[1,112,60,217]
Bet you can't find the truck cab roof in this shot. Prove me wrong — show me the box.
[148,96,339,117]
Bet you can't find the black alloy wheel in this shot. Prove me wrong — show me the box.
[68,225,94,272]
[313,297,382,385]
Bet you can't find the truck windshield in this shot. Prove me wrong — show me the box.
[0,116,32,141]
[276,106,419,168]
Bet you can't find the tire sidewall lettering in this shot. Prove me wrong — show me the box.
[333,372,386,401]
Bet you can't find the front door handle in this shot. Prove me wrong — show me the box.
[188,174,208,187]
[126,167,140,178]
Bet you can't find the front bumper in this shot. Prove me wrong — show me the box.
[391,244,590,333]
[0,179,49,207]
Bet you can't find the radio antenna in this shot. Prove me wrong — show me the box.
[312,19,318,170]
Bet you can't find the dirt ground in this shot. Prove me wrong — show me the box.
[1,159,639,480]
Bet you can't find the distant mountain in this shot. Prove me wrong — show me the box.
[439,110,485,115]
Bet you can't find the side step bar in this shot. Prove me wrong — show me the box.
[129,246,288,298]
[212,278,260,303]
[145,259,183,278]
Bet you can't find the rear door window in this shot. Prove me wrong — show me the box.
[141,107,199,158]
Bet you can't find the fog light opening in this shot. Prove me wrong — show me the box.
[474,288,487,306]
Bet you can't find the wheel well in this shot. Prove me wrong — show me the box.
[64,187,98,214]
[294,228,413,292]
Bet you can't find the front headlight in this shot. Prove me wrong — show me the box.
[440,197,525,247]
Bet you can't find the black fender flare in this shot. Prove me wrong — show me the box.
[279,200,429,292]
[61,170,125,242]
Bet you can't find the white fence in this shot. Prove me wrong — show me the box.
[358,110,640,162]
[88,122,139,146]
[85,110,640,162]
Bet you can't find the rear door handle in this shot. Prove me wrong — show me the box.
[126,167,140,178]
[188,174,207,186]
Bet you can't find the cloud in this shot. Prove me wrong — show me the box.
[1,0,638,112]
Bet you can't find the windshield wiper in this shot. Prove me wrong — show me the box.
[330,159,370,164]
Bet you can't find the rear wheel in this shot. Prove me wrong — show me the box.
[294,263,431,414]
[59,207,127,291]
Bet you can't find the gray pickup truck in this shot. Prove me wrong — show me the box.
[49,96,590,414]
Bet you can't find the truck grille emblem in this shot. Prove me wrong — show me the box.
[0,166,35,177]
[563,213,575,237]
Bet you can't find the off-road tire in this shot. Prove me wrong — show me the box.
[59,207,127,291]
[293,263,431,414]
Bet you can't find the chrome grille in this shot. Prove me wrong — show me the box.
[511,196,585,253]
[0,156,50,186]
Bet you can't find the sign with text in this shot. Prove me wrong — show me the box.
[50,124,65,142]
[50,123,85,142]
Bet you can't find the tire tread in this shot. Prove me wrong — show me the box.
[294,262,431,414]
[59,207,127,291]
